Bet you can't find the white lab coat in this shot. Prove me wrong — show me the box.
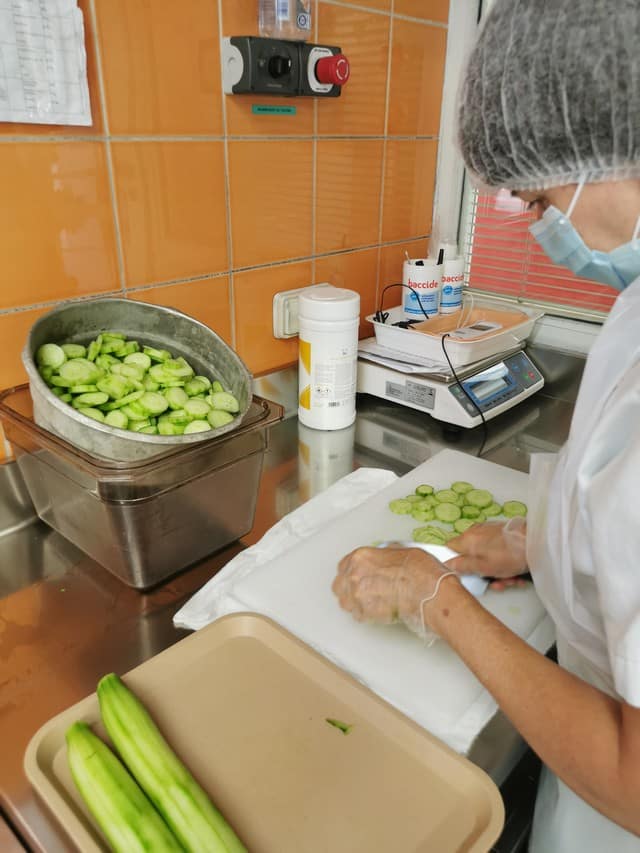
[526,276,640,852]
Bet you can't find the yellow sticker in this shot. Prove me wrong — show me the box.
[299,339,311,374]
[299,385,311,409]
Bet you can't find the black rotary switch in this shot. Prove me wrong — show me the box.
[268,54,292,78]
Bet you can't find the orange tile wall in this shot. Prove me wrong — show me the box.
[0,0,448,392]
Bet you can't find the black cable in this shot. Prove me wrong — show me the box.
[375,283,432,324]
[440,333,489,457]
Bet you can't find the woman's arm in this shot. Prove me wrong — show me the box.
[429,578,640,836]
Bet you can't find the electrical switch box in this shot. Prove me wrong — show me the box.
[223,37,350,98]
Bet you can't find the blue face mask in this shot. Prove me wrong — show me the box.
[529,182,640,291]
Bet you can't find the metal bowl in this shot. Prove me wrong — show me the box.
[22,297,253,462]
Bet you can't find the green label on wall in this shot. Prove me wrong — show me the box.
[251,104,297,116]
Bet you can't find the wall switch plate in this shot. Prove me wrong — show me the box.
[273,284,325,339]
[223,37,347,98]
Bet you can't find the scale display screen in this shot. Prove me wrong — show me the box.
[462,362,514,407]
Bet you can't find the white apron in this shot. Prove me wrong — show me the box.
[527,277,640,852]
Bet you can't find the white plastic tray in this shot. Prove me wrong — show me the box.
[367,304,542,368]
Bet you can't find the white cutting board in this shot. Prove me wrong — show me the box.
[231,449,554,753]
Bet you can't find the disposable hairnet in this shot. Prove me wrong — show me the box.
[458,0,640,191]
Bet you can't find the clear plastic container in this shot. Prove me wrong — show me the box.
[259,0,312,40]
[0,385,283,589]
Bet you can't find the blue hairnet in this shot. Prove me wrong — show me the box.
[458,0,640,191]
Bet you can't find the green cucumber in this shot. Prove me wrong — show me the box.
[66,722,182,853]
[98,674,246,853]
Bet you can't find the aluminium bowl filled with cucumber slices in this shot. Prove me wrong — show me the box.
[22,298,253,462]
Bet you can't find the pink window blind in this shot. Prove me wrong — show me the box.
[467,190,616,315]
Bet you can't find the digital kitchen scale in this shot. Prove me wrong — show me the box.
[357,344,544,429]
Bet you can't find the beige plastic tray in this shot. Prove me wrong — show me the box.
[25,614,504,853]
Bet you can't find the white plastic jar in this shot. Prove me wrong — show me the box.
[298,286,360,431]
[439,257,465,314]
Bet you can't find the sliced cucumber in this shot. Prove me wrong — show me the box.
[87,338,102,362]
[184,378,209,397]
[451,481,474,495]
[72,392,109,408]
[208,392,240,413]
[184,399,210,419]
[434,502,462,523]
[465,489,494,509]
[484,502,503,517]
[130,420,152,432]
[143,346,172,363]
[207,409,234,429]
[434,489,459,504]
[97,375,130,400]
[193,375,212,390]
[124,352,152,371]
[138,392,169,416]
[453,518,477,534]
[37,333,233,442]
[59,359,101,386]
[389,498,413,515]
[165,387,189,411]
[411,508,435,523]
[462,505,482,519]
[37,343,66,369]
[61,343,87,360]
[415,484,434,496]
[77,407,106,423]
[104,410,129,430]
[103,390,145,411]
[69,384,99,394]
[503,500,527,518]
[183,420,212,434]
[158,421,184,436]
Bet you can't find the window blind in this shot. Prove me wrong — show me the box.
[464,189,616,318]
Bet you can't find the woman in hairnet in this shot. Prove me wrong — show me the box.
[333,0,640,849]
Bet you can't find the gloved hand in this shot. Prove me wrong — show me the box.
[446,518,528,589]
[332,545,461,639]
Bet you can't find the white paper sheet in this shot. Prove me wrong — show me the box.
[0,0,91,125]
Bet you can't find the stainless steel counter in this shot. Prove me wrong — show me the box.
[0,346,584,852]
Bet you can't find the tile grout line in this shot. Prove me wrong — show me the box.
[217,0,237,351]
[87,0,127,297]
[0,236,433,318]
[311,0,319,283]
[375,0,396,306]
[318,0,447,28]
[0,133,439,143]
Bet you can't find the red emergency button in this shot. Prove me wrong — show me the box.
[316,54,351,86]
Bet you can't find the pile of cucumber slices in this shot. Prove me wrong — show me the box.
[36,333,240,437]
[388,480,527,545]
